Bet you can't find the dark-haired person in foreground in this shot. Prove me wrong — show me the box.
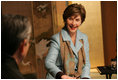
[1,14,32,79]
[45,3,90,79]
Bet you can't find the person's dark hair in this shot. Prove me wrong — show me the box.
[63,3,86,24]
[2,14,32,56]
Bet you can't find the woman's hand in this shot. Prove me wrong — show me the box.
[61,75,76,79]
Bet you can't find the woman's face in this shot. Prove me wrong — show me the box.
[66,15,82,34]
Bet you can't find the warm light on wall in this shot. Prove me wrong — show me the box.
[69,1,105,68]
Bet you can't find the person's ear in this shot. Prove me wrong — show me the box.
[19,39,27,53]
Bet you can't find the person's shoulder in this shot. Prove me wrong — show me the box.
[77,30,88,39]
[1,63,24,79]
[1,63,18,79]
[51,31,61,41]
[51,32,61,46]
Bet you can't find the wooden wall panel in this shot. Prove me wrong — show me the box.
[55,1,66,33]
[32,1,54,78]
[1,1,33,22]
[101,1,117,66]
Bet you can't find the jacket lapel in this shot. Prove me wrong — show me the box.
[61,29,83,58]
[69,40,78,57]
[75,30,83,55]
[75,40,83,55]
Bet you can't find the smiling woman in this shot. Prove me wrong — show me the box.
[66,15,81,33]
[45,3,90,79]
[66,15,82,46]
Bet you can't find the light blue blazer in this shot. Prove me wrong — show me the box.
[45,28,91,79]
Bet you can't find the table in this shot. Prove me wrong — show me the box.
[97,66,117,79]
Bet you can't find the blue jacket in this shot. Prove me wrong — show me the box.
[45,28,90,79]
